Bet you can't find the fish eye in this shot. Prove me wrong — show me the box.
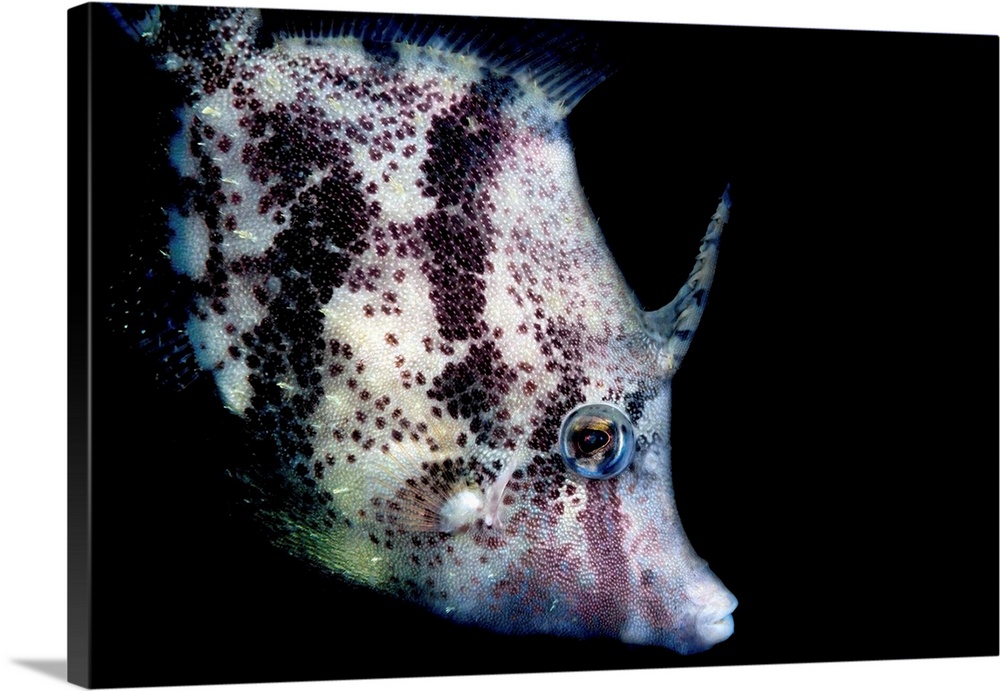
[559,403,636,480]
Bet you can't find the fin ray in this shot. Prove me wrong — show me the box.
[269,9,613,111]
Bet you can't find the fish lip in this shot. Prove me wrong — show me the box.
[618,588,737,654]
[677,575,739,653]
[694,598,737,648]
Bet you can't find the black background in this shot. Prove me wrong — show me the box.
[80,4,997,688]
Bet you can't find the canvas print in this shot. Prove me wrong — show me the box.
[69,3,998,688]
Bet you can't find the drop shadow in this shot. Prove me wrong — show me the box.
[12,659,67,682]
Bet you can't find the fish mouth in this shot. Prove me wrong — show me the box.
[619,570,737,654]
[693,597,737,648]
[618,587,737,654]
[685,578,738,653]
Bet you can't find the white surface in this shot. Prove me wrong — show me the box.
[1,1,996,689]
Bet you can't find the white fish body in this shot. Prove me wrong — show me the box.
[114,3,737,654]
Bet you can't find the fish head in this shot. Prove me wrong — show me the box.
[274,114,737,653]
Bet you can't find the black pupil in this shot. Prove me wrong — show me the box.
[575,428,611,455]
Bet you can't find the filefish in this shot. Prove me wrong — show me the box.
[111,3,737,654]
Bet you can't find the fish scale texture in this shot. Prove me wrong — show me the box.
[123,4,736,654]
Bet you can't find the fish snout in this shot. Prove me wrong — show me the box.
[618,565,737,653]
[684,575,738,652]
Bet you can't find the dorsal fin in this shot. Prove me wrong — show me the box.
[106,4,614,111]
[267,9,615,112]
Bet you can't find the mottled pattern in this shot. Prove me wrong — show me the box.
[122,5,736,654]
